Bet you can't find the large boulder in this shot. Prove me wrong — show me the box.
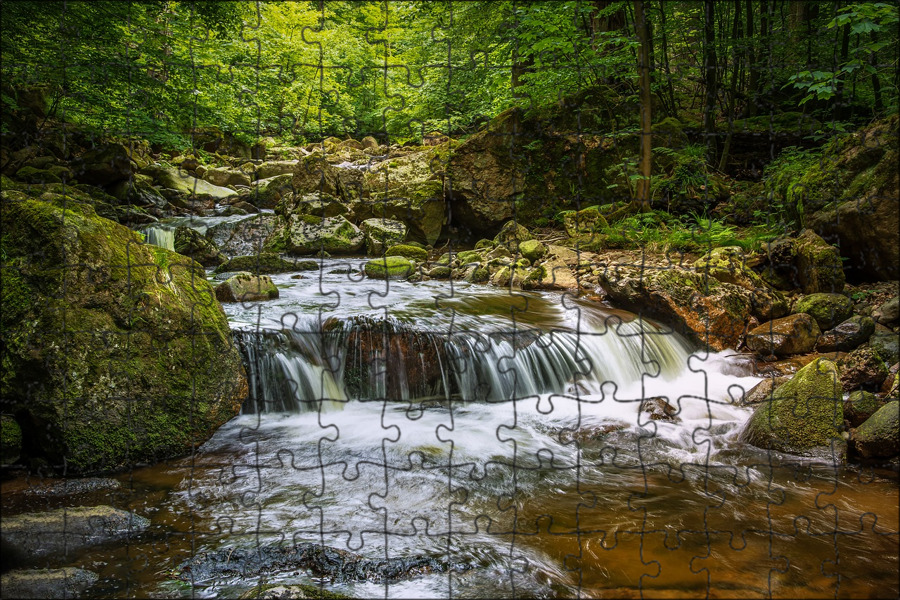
[694,246,787,320]
[0,568,98,599]
[363,181,447,245]
[140,164,237,202]
[207,213,276,258]
[0,195,247,473]
[273,214,365,255]
[364,256,412,280]
[110,177,168,209]
[844,390,882,428]
[869,332,899,365]
[204,166,251,188]
[250,174,294,209]
[852,401,899,459]
[71,143,132,186]
[742,358,844,459]
[360,218,407,256]
[255,160,297,180]
[792,293,853,330]
[493,220,534,252]
[173,226,224,267]
[793,229,845,294]
[214,253,318,275]
[598,266,762,351]
[838,347,889,392]
[816,316,875,353]
[293,154,363,200]
[745,313,821,357]
[561,206,608,238]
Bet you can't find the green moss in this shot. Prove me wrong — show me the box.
[457,250,483,265]
[385,244,428,262]
[1,415,22,464]
[793,293,853,330]
[364,256,412,280]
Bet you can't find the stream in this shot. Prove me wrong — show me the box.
[3,256,898,598]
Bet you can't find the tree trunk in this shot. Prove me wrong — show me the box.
[633,0,652,212]
[658,2,677,115]
[703,0,718,166]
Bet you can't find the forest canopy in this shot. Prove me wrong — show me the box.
[2,0,898,150]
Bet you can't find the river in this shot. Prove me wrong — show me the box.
[3,257,898,598]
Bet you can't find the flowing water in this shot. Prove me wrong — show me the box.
[2,258,897,598]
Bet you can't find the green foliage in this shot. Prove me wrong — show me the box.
[762,146,823,230]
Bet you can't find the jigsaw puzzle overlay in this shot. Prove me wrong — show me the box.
[1,1,898,598]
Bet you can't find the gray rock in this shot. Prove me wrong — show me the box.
[873,296,899,326]
[816,315,875,352]
[1,506,149,558]
[0,568,98,599]
[852,401,899,459]
[869,332,900,364]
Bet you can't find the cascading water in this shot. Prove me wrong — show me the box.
[139,225,176,251]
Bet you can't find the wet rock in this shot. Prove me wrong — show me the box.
[740,376,790,406]
[873,296,899,326]
[1,505,149,558]
[851,401,900,459]
[174,226,224,267]
[359,218,406,256]
[1,196,246,473]
[271,215,364,256]
[251,174,294,209]
[493,220,533,252]
[793,293,854,330]
[838,347,889,392]
[746,313,821,357]
[240,583,351,599]
[385,244,427,262]
[176,542,470,585]
[21,477,121,497]
[427,266,451,279]
[793,229,845,294]
[0,568,98,599]
[364,256,412,280]
[215,253,318,275]
[110,177,168,209]
[845,390,883,428]
[868,332,900,364]
[816,315,875,352]
[742,358,845,460]
[215,273,279,302]
[363,181,446,245]
[695,246,788,319]
[641,397,679,422]
[208,213,276,257]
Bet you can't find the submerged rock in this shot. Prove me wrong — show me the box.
[215,272,280,302]
[0,195,247,473]
[215,253,318,275]
[1,505,149,558]
[175,542,470,585]
[0,568,98,599]
[742,358,844,460]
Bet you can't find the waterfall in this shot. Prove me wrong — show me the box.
[140,225,176,251]
[232,314,695,414]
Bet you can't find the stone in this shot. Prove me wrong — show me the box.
[15,166,61,184]
[110,178,168,209]
[845,390,882,428]
[214,254,319,275]
[251,173,294,209]
[208,213,276,258]
[852,401,900,459]
[869,332,900,364]
[174,226,224,267]
[873,296,899,326]
[205,167,252,188]
[140,164,237,201]
[1,505,149,558]
[215,272,279,302]
[360,218,406,256]
[695,246,788,320]
[793,229,845,294]
[71,143,132,185]
[427,266,452,279]
[361,136,380,151]
[746,313,821,357]
[385,244,428,262]
[493,220,534,251]
[562,206,608,238]
[255,160,297,180]
[517,239,547,262]
[0,568,98,599]
[838,347,889,392]
[275,215,364,255]
[364,181,446,245]
[641,397,680,422]
[364,256,412,280]
[740,376,790,406]
[1,196,246,473]
[742,358,844,459]
[816,315,875,352]
[793,293,854,330]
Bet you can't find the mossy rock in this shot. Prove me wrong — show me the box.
[240,583,351,599]
[742,358,844,459]
[0,195,246,474]
[456,250,483,266]
[15,166,62,184]
[174,226,224,267]
[467,267,490,283]
[360,218,406,256]
[838,347,889,392]
[793,229,845,294]
[427,266,452,279]
[561,206,608,238]
[1,415,22,464]
[793,293,853,331]
[852,401,899,459]
[493,220,533,250]
[364,256,412,280]
[279,215,364,255]
[474,238,495,250]
[214,253,318,275]
[215,272,280,302]
[868,332,900,365]
[845,390,882,428]
[518,239,547,262]
[385,244,428,262]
